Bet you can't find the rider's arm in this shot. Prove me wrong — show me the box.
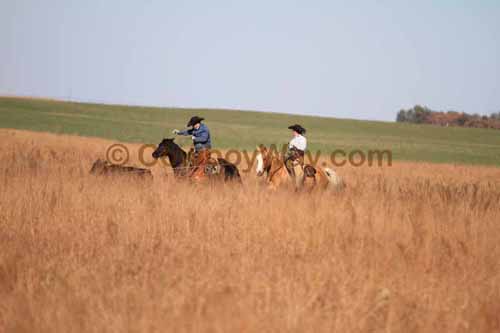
[177,128,193,136]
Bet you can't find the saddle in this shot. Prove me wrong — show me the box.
[286,162,316,177]
[187,148,220,177]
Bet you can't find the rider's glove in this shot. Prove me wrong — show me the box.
[191,136,196,141]
[172,129,180,135]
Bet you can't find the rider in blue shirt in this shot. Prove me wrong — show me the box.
[173,116,211,151]
[173,116,213,174]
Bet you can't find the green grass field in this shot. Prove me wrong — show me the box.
[1,97,499,166]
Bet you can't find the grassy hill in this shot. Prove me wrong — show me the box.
[1,96,499,166]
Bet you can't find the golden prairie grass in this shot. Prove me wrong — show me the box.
[1,129,500,332]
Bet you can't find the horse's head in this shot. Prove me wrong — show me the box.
[152,138,176,159]
[255,145,272,177]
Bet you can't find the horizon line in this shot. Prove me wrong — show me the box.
[0,93,395,124]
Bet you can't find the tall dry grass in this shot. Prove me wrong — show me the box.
[1,129,500,332]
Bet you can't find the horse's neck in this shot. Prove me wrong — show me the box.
[268,157,286,177]
[167,145,187,168]
[270,157,283,168]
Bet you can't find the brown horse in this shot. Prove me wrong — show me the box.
[152,138,241,183]
[255,145,345,191]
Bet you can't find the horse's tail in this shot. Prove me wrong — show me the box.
[229,164,243,184]
[217,158,243,183]
[322,167,346,192]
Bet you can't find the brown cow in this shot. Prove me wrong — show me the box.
[90,159,153,180]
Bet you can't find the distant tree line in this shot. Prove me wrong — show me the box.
[396,105,500,130]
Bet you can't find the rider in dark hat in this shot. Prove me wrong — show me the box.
[287,124,307,154]
[288,124,306,136]
[173,116,213,176]
[285,124,307,189]
[173,116,211,151]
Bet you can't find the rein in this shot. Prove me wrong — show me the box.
[267,156,288,180]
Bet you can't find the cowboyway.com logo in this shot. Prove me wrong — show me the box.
[105,143,392,173]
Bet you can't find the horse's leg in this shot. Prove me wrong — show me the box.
[267,171,285,191]
[281,167,291,189]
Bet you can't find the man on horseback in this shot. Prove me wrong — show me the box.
[172,116,215,178]
[285,124,307,189]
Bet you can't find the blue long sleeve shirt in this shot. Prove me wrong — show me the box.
[178,123,212,151]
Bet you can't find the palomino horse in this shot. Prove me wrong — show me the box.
[152,138,241,183]
[255,145,345,191]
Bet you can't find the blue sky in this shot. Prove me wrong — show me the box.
[1,0,499,120]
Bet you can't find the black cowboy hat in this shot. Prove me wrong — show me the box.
[288,124,306,135]
[187,116,204,127]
